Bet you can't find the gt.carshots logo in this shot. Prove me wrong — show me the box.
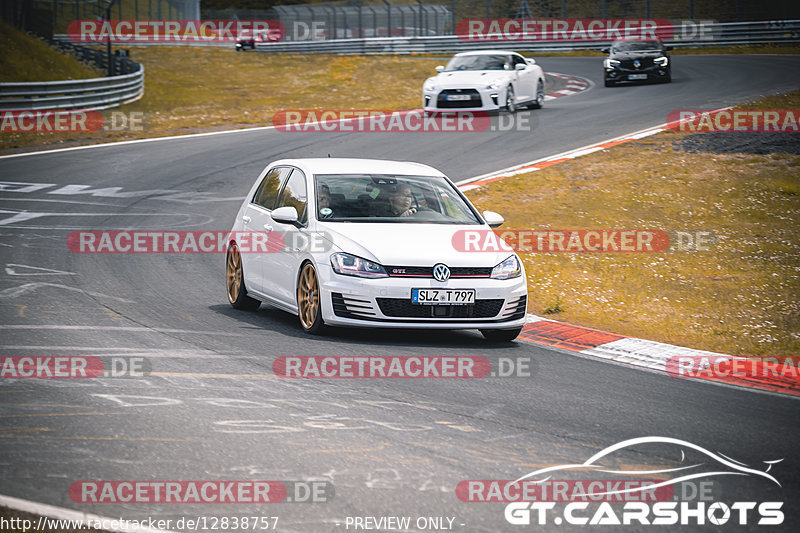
[273,110,490,133]
[456,19,673,41]
[502,437,784,526]
[669,109,800,132]
[67,20,285,43]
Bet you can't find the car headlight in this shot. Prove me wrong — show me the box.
[491,255,522,280]
[423,81,437,92]
[486,80,502,90]
[654,56,669,66]
[603,59,620,69]
[330,253,388,279]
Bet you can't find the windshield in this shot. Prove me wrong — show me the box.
[314,174,482,224]
[444,54,511,71]
[612,41,664,53]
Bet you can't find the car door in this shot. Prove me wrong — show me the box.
[511,54,534,102]
[263,167,309,307]
[241,166,292,295]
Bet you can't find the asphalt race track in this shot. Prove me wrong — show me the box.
[1,55,799,532]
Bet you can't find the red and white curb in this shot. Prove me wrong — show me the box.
[545,73,592,101]
[520,316,799,397]
[457,106,733,192]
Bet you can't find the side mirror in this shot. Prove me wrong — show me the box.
[435,65,445,73]
[515,63,526,71]
[601,47,610,54]
[271,206,300,225]
[482,210,504,228]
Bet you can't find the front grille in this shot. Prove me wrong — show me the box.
[619,58,655,70]
[385,266,492,278]
[437,89,482,108]
[376,298,503,319]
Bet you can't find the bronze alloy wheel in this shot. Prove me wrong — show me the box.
[297,262,323,333]
[226,242,260,310]
[226,243,242,304]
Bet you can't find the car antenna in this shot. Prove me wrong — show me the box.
[327,153,332,158]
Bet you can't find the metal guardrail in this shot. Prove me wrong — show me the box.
[0,43,144,112]
[246,19,800,54]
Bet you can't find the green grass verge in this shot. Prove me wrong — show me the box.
[0,20,100,82]
[465,91,800,358]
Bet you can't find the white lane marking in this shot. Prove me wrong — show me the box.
[0,283,134,302]
[0,325,248,336]
[0,493,175,533]
[4,264,76,276]
[0,346,227,358]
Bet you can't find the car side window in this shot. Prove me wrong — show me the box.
[512,55,526,68]
[276,168,308,224]
[254,167,292,210]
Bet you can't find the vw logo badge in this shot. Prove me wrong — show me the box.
[633,60,641,69]
[432,263,450,282]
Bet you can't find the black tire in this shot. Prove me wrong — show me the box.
[226,243,260,311]
[604,79,615,87]
[297,262,325,334]
[480,327,523,342]
[529,80,545,109]
[505,85,516,113]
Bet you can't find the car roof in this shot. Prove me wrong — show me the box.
[454,50,520,56]
[267,158,446,177]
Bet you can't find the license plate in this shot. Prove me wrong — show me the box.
[412,288,475,305]
[628,74,648,80]
[446,94,472,101]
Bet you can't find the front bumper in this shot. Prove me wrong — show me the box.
[317,264,527,330]
[605,66,670,83]
[422,86,504,112]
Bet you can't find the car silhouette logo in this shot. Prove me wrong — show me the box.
[433,263,450,281]
[514,436,783,498]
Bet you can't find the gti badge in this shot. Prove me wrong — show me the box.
[432,263,450,282]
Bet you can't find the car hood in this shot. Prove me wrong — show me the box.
[430,70,512,89]
[609,51,666,60]
[317,223,513,267]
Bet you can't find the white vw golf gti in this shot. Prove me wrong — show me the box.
[422,50,546,113]
[226,158,527,341]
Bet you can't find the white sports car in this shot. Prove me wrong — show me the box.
[422,50,546,113]
[226,158,528,341]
